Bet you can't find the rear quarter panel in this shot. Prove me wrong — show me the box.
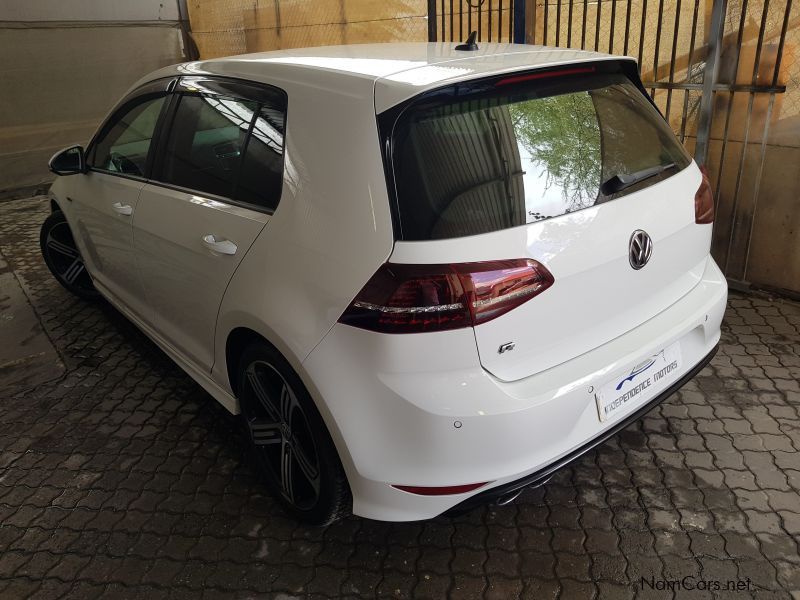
[212,75,395,395]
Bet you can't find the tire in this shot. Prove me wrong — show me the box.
[237,341,351,525]
[39,210,99,300]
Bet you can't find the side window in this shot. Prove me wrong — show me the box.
[90,95,166,177]
[159,95,256,200]
[156,87,286,210]
[235,105,285,210]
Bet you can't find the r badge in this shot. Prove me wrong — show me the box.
[498,342,515,354]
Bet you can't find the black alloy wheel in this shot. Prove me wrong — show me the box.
[40,210,98,299]
[238,342,350,525]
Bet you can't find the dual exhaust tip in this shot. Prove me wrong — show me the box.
[495,473,553,506]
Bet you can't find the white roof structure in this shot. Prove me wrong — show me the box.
[140,42,630,111]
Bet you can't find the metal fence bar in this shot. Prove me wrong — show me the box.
[459,0,464,40]
[644,81,786,93]
[664,0,682,121]
[428,0,438,42]
[742,0,793,279]
[545,0,550,44]
[725,0,771,276]
[582,0,588,48]
[556,0,562,45]
[713,0,749,201]
[623,0,632,55]
[488,0,493,42]
[679,89,691,143]
[512,0,521,42]
[498,0,503,41]
[428,0,525,56]
[610,0,617,53]
[638,0,648,68]
[652,0,666,95]
[693,0,726,166]
[595,0,602,51]
[567,0,574,47]
[770,0,792,89]
[679,0,700,143]
[440,0,445,41]
[450,0,454,41]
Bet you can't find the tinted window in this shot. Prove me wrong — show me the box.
[389,72,690,240]
[90,95,166,177]
[157,91,286,209]
[160,95,256,200]
[236,106,286,210]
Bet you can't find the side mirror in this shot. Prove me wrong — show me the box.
[49,145,85,176]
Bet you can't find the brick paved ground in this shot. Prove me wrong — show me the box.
[1,195,799,599]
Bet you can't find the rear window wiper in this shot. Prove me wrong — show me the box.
[600,162,676,195]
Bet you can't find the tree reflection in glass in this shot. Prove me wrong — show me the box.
[391,75,690,241]
[508,92,601,221]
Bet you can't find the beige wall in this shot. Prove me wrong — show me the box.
[0,1,188,195]
[187,0,428,58]
[0,25,185,193]
[746,142,800,293]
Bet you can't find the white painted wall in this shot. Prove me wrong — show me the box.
[0,0,182,22]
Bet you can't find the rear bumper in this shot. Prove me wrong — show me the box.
[303,256,728,521]
[448,343,718,514]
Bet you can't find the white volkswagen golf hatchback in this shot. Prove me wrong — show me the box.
[43,42,727,524]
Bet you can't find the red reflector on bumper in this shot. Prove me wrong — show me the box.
[392,482,489,496]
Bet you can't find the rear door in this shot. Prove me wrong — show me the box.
[383,62,710,381]
[133,77,287,371]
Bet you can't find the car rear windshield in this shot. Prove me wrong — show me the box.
[385,68,691,241]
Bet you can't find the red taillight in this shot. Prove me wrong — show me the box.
[392,482,489,495]
[695,165,715,224]
[338,260,554,334]
[495,66,596,87]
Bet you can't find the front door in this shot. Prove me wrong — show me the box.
[69,92,169,321]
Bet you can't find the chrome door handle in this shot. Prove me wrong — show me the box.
[202,234,237,255]
[112,202,133,216]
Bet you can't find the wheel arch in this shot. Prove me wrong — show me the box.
[223,324,359,491]
[225,326,269,399]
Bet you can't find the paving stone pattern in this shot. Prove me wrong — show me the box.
[0,196,799,599]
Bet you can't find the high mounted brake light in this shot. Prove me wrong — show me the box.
[338,260,554,334]
[495,66,596,87]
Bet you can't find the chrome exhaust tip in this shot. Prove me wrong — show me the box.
[495,489,523,506]
[494,474,553,507]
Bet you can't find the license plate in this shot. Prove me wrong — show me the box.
[595,342,683,423]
